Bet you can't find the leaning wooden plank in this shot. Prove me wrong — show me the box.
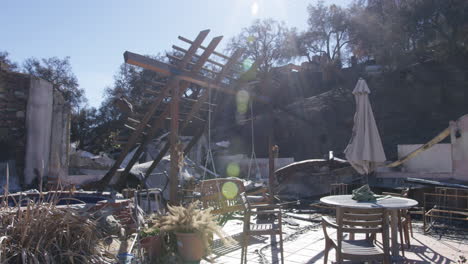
[169,81,180,204]
[96,30,210,188]
[182,48,244,132]
[141,47,239,182]
[172,45,225,68]
[96,82,172,187]
[125,51,227,90]
[179,35,231,60]
[118,35,223,185]
[406,178,468,189]
[142,49,245,180]
[387,127,450,168]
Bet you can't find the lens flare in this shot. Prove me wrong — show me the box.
[226,162,240,178]
[251,2,259,16]
[247,36,256,43]
[242,58,254,71]
[236,90,250,114]
[222,182,239,199]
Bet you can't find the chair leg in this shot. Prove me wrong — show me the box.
[335,248,342,264]
[241,234,247,264]
[398,211,405,257]
[323,239,330,264]
[404,223,411,249]
[241,244,245,264]
[408,215,414,238]
[279,233,284,264]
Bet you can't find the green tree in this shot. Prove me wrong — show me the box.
[347,0,468,69]
[227,18,292,74]
[298,1,351,65]
[23,57,86,111]
[0,51,18,71]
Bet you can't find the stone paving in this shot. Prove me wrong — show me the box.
[202,214,468,264]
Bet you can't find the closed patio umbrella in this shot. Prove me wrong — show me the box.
[344,78,386,175]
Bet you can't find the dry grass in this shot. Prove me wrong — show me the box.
[0,193,115,263]
[160,202,234,253]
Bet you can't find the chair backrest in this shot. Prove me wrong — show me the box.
[199,178,246,197]
[330,183,348,195]
[333,207,389,261]
[199,178,246,215]
[337,207,386,235]
[335,207,387,251]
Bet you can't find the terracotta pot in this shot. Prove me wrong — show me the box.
[140,235,162,260]
[175,232,205,261]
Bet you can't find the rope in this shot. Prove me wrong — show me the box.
[202,85,217,179]
[247,96,261,181]
[200,85,221,197]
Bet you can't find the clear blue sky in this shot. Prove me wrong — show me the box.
[1,0,350,108]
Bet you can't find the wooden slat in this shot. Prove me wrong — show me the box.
[124,51,226,90]
[142,49,244,181]
[343,213,383,221]
[96,82,171,186]
[166,54,235,81]
[178,35,231,60]
[119,34,223,186]
[97,30,210,188]
[342,220,382,226]
[172,45,225,68]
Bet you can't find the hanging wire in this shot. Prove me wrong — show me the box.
[202,85,217,179]
[199,83,221,197]
[247,94,261,181]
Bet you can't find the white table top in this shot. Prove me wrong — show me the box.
[320,195,418,209]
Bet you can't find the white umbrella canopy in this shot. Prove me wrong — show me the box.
[344,78,386,175]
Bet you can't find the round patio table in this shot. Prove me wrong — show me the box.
[320,194,418,259]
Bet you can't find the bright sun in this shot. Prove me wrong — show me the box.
[251,1,259,16]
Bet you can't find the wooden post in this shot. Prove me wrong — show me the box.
[169,80,181,204]
[267,74,277,199]
[268,136,275,199]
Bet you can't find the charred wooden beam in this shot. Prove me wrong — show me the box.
[142,49,245,180]
[172,45,225,68]
[116,33,223,190]
[96,29,210,189]
[169,81,180,204]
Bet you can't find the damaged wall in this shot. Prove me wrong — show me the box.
[48,90,70,182]
[24,78,53,184]
[0,69,70,188]
[0,70,30,189]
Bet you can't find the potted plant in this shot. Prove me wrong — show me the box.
[159,202,233,262]
[139,227,162,260]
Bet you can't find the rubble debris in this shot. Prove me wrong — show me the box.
[0,69,70,187]
[69,149,115,170]
[129,155,202,200]
[274,158,357,199]
[405,177,468,189]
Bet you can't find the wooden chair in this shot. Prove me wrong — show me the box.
[330,183,349,196]
[198,178,246,226]
[310,183,349,210]
[240,192,284,264]
[382,189,412,253]
[322,207,390,264]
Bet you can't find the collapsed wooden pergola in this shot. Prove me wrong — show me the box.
[94,29,263,203]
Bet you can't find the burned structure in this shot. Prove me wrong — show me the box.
[0,67,70,190]
[93,30,262,203]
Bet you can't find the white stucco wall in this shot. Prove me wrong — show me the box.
[216,155,294,180]
[451,114,468,180]
[397,143,452,173]
[24,78,53,185]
